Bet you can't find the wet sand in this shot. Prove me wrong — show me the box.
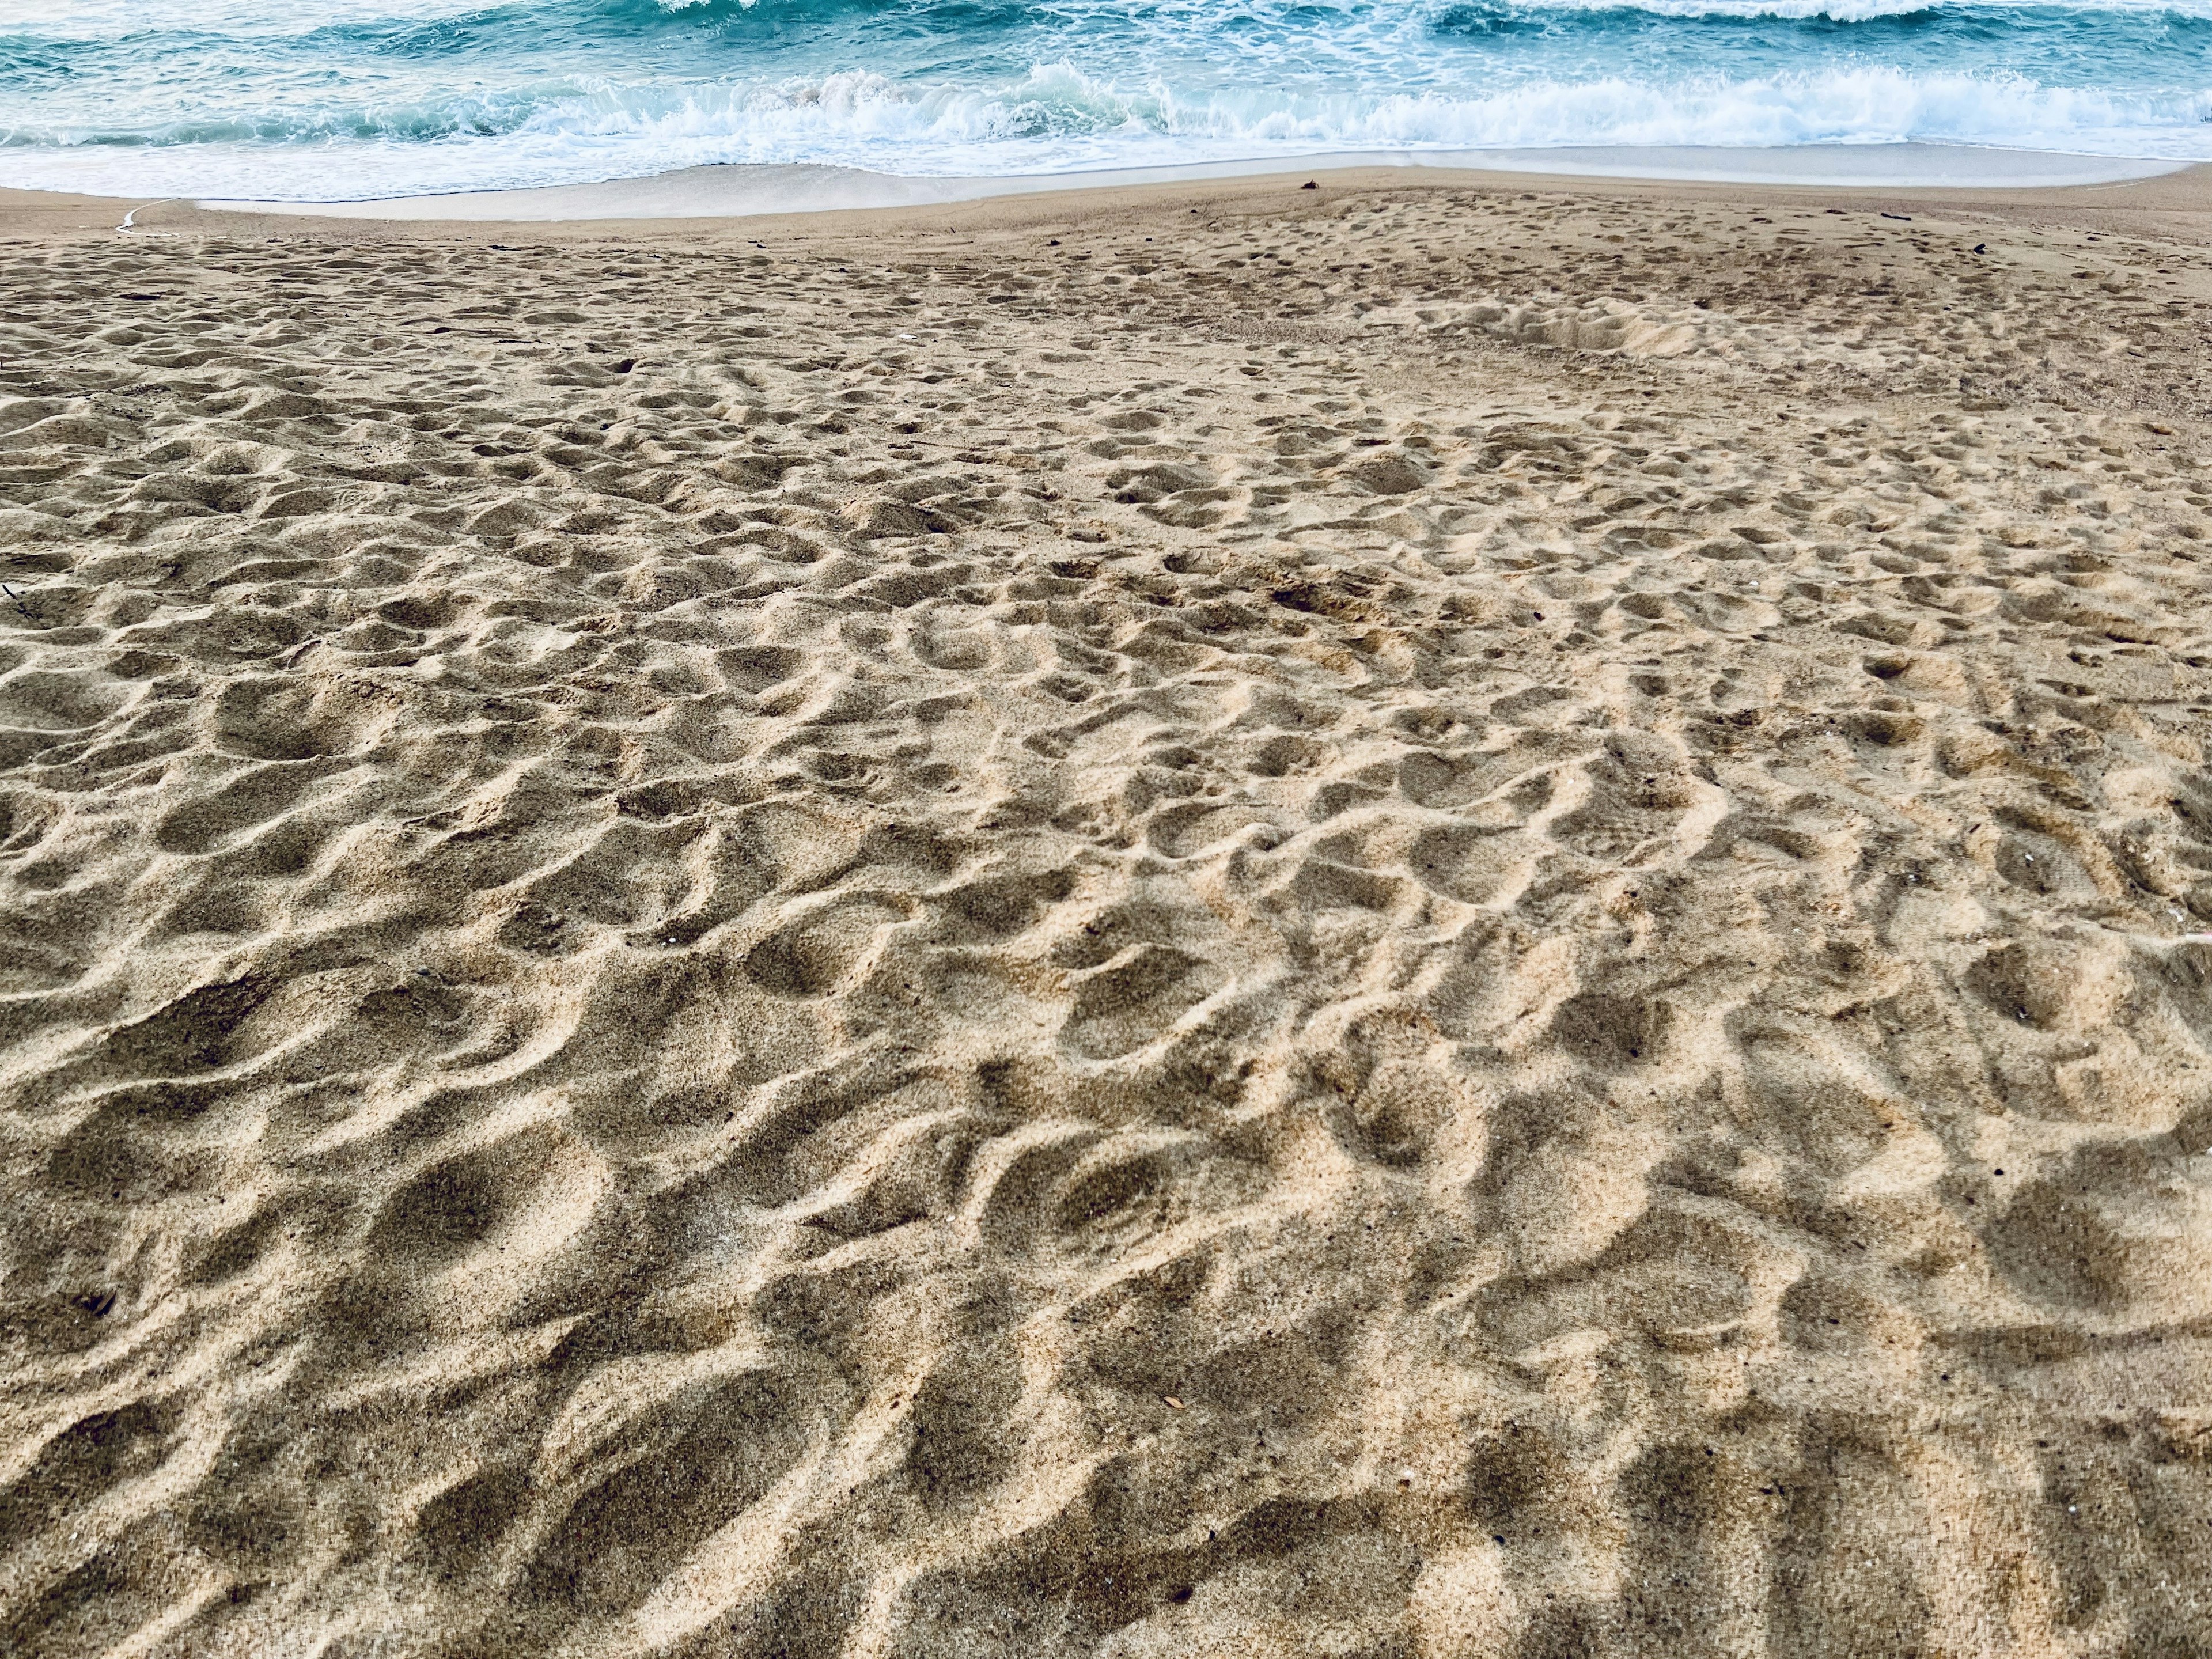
[188,145,2189,222]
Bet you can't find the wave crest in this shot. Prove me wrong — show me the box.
[3,0,2210,198]
[1458,0,2212,18]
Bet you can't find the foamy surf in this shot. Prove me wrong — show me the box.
[2,0,2207,199]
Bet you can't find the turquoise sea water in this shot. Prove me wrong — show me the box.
[0,0,2207,200]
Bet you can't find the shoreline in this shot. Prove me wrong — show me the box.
[5,151,2208,254]
[207,142,2194,221]
[0,141,2187,228]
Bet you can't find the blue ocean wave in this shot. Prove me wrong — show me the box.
[0,0,2206,196]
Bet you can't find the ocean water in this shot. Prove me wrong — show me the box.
[0,0,2207,201]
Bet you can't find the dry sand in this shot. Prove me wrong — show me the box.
[2,166,2211,1657]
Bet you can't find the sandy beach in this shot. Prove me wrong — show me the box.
[3,162,2211,1656]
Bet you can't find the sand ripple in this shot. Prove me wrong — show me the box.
[2,181,2211,1654]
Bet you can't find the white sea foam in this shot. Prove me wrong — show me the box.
[0,0,502,39]
[9,60,2207,201]
[10,0,2212,35]
[1528,0,2212,17]
[2,0,2206,199]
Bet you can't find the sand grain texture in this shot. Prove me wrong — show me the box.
[2,176,2211,1656]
